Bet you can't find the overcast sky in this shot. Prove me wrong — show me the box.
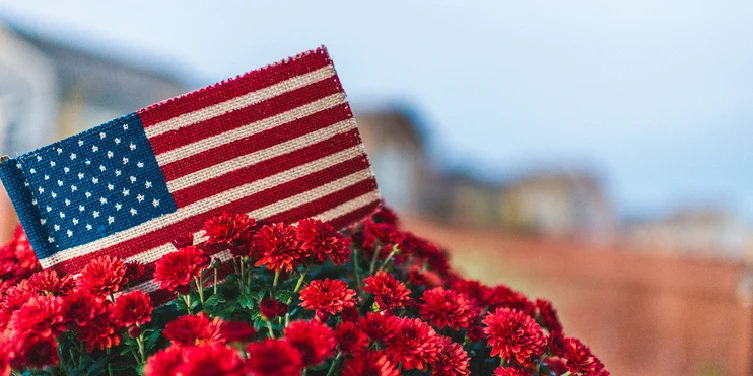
[1,1,752,221]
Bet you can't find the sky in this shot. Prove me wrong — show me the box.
[1,1,752,222]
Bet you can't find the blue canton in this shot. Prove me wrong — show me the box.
[17,113,177,256]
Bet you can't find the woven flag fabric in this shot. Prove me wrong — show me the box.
[0,46,381,302]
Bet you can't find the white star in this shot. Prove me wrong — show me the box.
[72,218,79,225]
[54,224,60,231]
[115,204,122,211]
[115,138,121,144]
[38,187,45,193]
[56,148,62,154]
[86,224,92,230]
[29,168,36,174]
[44,175,49,180]
[15,163,21,169]
[145,181,152,188]
[152,199,160,208]
[99,165,106,172]
[46,206,52,212]
[99,197,108,205]
[92,211,99,218]
[123,124,129,130]
[50,161,56,167]
[108,184,114,190]
[91,177,99,184]
[123,157,129,164]
[59,212,65,218]
[137,194,144,203]
[115,170,122,176]
[79,205,85,212]
[48,237,54,243]
[85,160,91,165]
[85,192,91,198]
[130,208,137,216]
[137,162,144,168]
[71,185,77,192]
[99,131,106,139]
[130,176,137,183]
[51,192,57,198]
[70,153,76,160]
[40,219,46,225]
[57,180,63,186]
[78,172,84,180]
[31,199,37,206]
[108,216,115,224]
[130,143,136,151]
[36,155,42,161]
[64,199,70,206]
[67,230,73,237]
[63,167,69,174]
[78,140,84,146]
[92,146,98,152]
[107,151,114,158]
[122,188,129,196]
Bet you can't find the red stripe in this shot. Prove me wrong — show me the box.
[160,103,352,181]
[138,48,332,127]
[328,200,381,231]
[148,77,344,155]
[172,129,364,207]
[50,156,373,275]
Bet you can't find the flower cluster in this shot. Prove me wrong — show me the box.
[0,206,608,375]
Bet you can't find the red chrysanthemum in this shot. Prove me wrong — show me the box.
[112,290,153,328]
[419,287,475,330]
[298,278,357,315]
[371,205,400,226]
[203,212,258,257]
[335,321,368,355]
[10,333,59,369]
[296,218,352,265]
[361,221,403,261]
[485,285,536,316]
[61,289,102,329]
[535,299,563,334]
[283,320,336,367]
[245,339,303,376]
[483,308,547,364]
[385,317,441,371]
[467,325,486,343]
[560,337,606,375]
[494,367,527,376]
[124,261,145,280]
[451,279,489,308]
[358,312,400,345]
[260,298,287,320]
[176,345,247,376]
[0,280,38,329]
[154,246,208,294]
[27,270,76,296]
[340,351,400,376]
[432,336,471,376]
[74,298,121,352]
[144,346,185,376]
[219,321,255,343]
[163,313,224,347]
[76,255,129,297]
[252,223,304,272]
[7,295,65,341]
[362,272,411,312]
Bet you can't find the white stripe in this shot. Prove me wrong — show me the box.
[166,118,357,192]
[144,67,336,139]
[154,94,345,165]
[315,190,382,223]
[39,161,372,268]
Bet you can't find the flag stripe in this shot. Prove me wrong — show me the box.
[153,94,344,166]
[43,160,375,274]
[147,75,342,154]
[158,103,352,181]
[167,122,360,203]
[138,48,332,127]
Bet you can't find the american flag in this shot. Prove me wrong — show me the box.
[0,46,381,303]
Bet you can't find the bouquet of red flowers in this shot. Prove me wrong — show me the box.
[0,207,608,376]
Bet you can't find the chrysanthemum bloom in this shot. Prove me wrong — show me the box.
[483,308,547,364]
[10,333,59,369]
[203,212,258,257]
[144,346,185,376]
[246,339,303,376]
[154,246,208,295]
[124,261,145,280]
[335,322,368,355]
[362,272,411,312]
[252,222,304,272]
[175,345,247,376]
[371,205,400,226]
[8,295,66,341]
[260,298,287,320]
[560,337,604,375]
[493,367,527,376]
[61,289,102,328]
[75,298,121,352]
[76,255,129,297]
[0,280,38,329]
[27,270,76,296]
[386,317,441,371]
[535,299,563,334]
[361,221,403,260]
[485,285,536,316]
[283,320,336,367]
[358,312,400,345]
[432,336,471,376]
[298,278,357,315]
[340,351,400,376]
[341,306,359,323]
[296,218,352,265]
[219,321,255,343]
[419,287,475,330]
[451,279,489,308]
[466,325,486,343]
[163,313,224,347]
[112,290,153,328]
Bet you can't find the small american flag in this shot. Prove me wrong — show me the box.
[0,46,380,302]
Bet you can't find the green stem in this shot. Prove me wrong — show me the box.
[378,245,399,272]
[266,320,276,339]
[213,266,218,295]
[240,259,246,293]
[137,330,146,364]
[272,270,280,290]
[561,372,572,376]
[183,294,193,314]
[368,244,381,274]
[326,353,342,376]
[195,277,205,306]
[106,348,114,376]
